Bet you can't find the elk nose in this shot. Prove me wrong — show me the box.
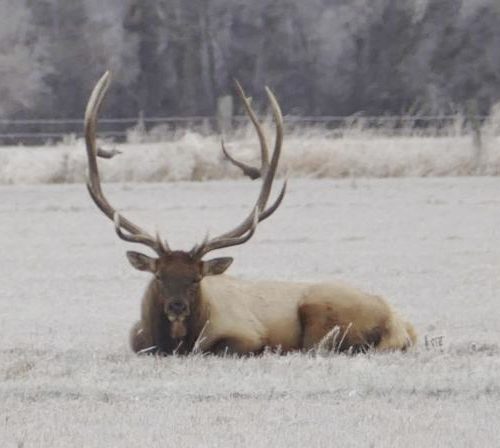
[168,301,187,315]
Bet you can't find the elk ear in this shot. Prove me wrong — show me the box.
[126,251,157,273]
[202,257,233,276]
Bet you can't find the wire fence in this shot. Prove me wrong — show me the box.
[0,114,488,146]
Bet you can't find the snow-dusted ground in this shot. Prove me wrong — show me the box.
[0,177,499,447]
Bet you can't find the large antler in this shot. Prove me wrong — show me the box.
[85,71,286,259]
[222,80,271,180]
[84,71,169,255]
[191,81,287,259]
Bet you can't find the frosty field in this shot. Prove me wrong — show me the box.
[0,177,499,447]
[1,131,500,184]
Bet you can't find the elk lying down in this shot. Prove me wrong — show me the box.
[84,72,416,355]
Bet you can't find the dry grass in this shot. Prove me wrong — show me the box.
[1,130,499,184]
[0,177,499,446]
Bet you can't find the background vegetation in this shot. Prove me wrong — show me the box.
[1,0,500,120]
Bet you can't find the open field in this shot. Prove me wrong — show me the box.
[0,177,499,447]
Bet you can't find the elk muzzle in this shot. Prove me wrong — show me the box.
[164,301,190,339]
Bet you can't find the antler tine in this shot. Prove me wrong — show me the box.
[156,229,171,253]
[192,208,260,259]
[113,213,165,249]
[85,71,169,255]
[193,85,286,257]
[223,83,284,183]
[189,233,210,259]
[221,138,261,180]
[97,146,122,159]
[219,85,284,237]
[259,178,287,221]
[256,86,284,209]
[233,80,269,174]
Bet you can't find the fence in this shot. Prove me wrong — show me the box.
[0,114,488,146]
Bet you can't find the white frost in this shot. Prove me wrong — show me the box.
[0,177,499,447]
[1,131,500,184]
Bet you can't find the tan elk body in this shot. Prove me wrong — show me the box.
[132,275,415,355]
[84,72,416,356]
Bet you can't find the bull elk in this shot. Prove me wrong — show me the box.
[84,72,416,355]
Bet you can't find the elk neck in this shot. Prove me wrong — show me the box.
[149,277,210,354]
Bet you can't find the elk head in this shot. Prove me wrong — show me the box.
[84,72,286,341]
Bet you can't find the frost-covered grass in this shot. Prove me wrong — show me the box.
[1,129,500,184]
[1,348,498,447]
[1,177,499,446]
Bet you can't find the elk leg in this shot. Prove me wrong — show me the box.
[298,303,384,353]
[129,320,155,354]
[299,303,341,351]
[209,336,264,356]
[374,319,416,351]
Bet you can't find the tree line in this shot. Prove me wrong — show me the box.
[1,0,499,122]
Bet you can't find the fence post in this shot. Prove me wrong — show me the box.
[217,95,233,135]
[466,99,483,175]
